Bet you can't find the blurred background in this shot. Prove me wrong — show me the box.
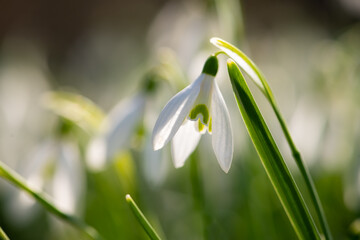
[0,0,360,239]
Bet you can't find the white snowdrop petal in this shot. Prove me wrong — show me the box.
[211,82,233,173]
[143,135,168,186]
[106,95,145,158]
[171,120,201,168]
[152,75,203,150]
[86,95,145,170]
[53,142,84,214]
[86,136,107,171]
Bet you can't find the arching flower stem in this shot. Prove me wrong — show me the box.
[211,37,332,240]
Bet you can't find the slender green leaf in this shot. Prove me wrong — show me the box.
[227,60,320,240]
[212,37,332,240]
[0,226,9,240]
[0,161,102,240]
[125,194,161,240]
[42,91,105,134]
[211,37,269,97]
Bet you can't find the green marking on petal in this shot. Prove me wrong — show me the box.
[189,104,209,124]
[208,117,212,133]
[198,120,205,132]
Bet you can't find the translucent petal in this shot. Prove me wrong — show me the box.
[86,136,107,171]
[152,75,203,150]
[143,135,168,186]
[171,120,201,168]
[22,140,57,190]
[6,140,56,224]
[188,74,214,125]
[211,81,233,173]
[53,142,84,214]
[86,95,145,170]
[106,95,145,158]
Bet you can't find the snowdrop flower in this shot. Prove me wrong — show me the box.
[6,139,84,225]
[152,56,233,173]
[86,94,145,171]
[86,74,169,184]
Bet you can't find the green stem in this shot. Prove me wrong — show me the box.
[189,151,210,239]
[125,194,161,240]
[214,51,225,57]
[0,161,102,240]
[271,103,332,240]
[0,227,9,240]
[211,37,332,240]
[228,60,320,239]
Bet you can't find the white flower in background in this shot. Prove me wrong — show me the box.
[6,140,84,225]
[86,76,169,184]
[152,56,233,173]
[143,128,169,186]
[86,94,145,171]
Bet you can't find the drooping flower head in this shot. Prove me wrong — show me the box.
[152,55,233,173]
[86,94,146,171]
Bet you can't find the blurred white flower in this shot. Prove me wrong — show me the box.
[85,75,170,184]
[6,139,85,225]
[152,56,233,173]
[142,134,169,186]
[86,94,145,171]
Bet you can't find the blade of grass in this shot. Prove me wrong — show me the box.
[0,161,102,240]
[227,60,320,240]
[125,194,161,240]
[0,227,9,240]
[42,91,105,135]
[212,37,332,240]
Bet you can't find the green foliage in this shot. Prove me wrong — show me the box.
[42,91,105,135]
[0,226,9,240]
[227,60,320,239]
[212,37,332,240]
[126,194,161,240]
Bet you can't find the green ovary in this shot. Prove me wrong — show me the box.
[189,104,209,124]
